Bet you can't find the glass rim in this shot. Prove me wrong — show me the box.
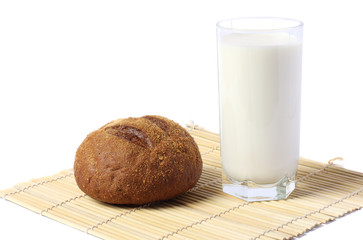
[216,17,303,32]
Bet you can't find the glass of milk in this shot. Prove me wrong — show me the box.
[217,17,303,201]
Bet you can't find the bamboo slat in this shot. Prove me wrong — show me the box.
[1,125,363,240]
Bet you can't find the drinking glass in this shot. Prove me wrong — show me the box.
[217,17,303,201]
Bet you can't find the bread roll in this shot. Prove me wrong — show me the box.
[74,115,202,205]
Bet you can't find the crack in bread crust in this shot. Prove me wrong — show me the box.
[105,125,152,148]
[143,115,170,133]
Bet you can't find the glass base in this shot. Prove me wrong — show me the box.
[222,175,296,202]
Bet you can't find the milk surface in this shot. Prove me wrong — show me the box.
[218,33,302,184]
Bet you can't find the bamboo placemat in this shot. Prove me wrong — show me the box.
[1,125,363,240]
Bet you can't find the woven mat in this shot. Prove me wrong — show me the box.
[1,126,363,240]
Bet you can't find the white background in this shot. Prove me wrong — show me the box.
[1,0,362,239]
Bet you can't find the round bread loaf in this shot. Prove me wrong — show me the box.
[74,115,202,205]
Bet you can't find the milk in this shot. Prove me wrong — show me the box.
[218,33,302,185]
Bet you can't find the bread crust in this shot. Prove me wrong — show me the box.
[74,115,202,205]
